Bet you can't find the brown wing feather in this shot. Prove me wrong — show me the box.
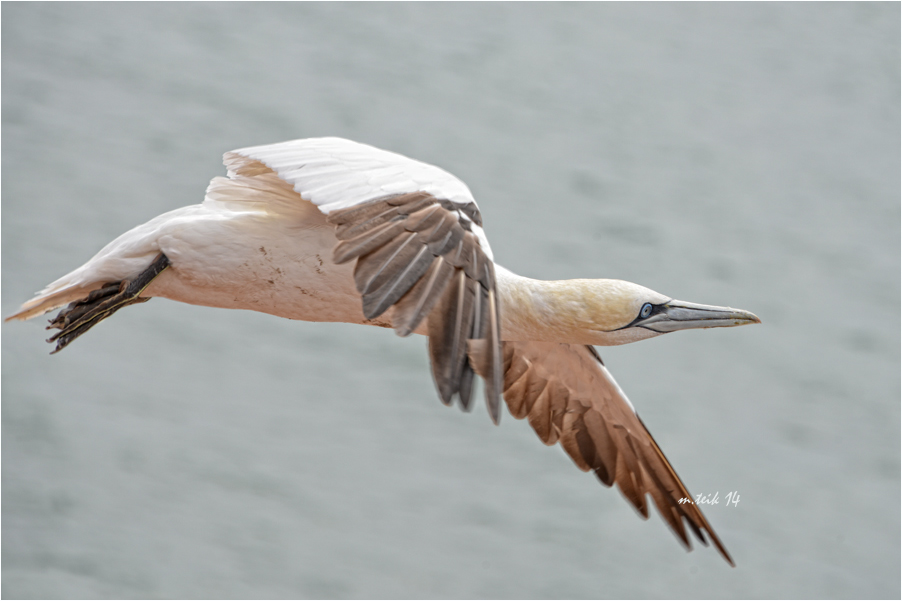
[495,340,735,566]
[327,192,502,423]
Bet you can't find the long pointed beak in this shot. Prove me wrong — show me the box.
[640,300,761,333]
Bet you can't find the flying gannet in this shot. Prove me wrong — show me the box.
[7,137,759,566]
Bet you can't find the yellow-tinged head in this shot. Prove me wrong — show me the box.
[523,277,761,346]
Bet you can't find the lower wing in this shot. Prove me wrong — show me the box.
[484,340,734,565]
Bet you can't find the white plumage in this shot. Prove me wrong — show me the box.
[8,137,760,565]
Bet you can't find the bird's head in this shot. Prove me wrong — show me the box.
[547,279,761,346]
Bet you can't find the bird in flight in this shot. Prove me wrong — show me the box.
[8,137,759,565]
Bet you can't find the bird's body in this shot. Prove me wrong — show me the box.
[124,189,370,328]
[8,137,759,565]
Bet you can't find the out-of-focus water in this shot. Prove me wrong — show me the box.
[2,3,898,599]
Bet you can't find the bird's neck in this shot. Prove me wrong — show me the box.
[493,265,588,343]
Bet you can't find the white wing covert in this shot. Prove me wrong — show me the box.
[231,139,479,217]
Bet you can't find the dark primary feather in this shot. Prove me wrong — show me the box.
[332,220,407,264]
[392,257,454,337]
[429,269,476,407]
[355,234,433,317]
[474,290,502,423]
[330,192,435,238]
[327,192,502,422]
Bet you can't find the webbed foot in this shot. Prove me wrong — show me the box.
[46,253,170,353]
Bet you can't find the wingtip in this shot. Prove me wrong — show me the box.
[487,396,502,425]
[691,517,736,567]
[707,529,736,567]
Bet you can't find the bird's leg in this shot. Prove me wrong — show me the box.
[46,253,171,354]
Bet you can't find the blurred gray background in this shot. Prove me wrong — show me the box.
[3,3,899,599]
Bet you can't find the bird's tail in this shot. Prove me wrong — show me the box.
[7,249,170,353]
[6,282,99,322]
[6,216,170,323]
[7,254,159,323]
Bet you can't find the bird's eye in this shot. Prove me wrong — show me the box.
[640,303,653,318]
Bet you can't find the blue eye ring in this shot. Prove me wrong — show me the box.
[640,303,653,318]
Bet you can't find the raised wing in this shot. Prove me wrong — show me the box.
[494,341,734,565]
[227,138,503,422]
